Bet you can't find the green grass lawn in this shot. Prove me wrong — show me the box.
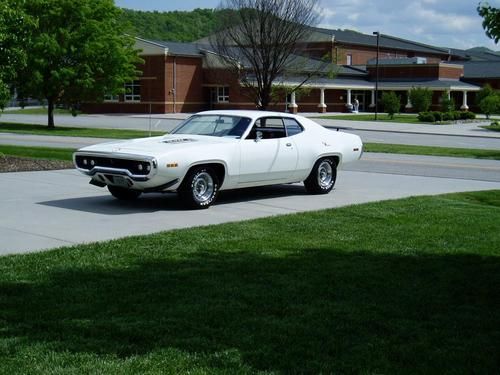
[364,142,500,160]
[482,124,500,132]
[318,114,423,123]
[0,122,165,139]
[0,190,499,373]
[3,143,500,163]
[0,145,74,161]
[2,107,75,115]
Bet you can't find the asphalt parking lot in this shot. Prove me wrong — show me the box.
[2,167,500,255]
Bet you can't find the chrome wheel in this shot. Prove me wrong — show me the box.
[180,166,220,209]
[192,171,215,204]
[304,158,337,194]
[317,160,333,189]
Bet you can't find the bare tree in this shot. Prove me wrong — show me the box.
[210,0,321,110]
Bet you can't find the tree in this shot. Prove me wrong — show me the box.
[16,0,142,128]
[381,91,400,119]
[118,8,224,42]
[440,91,455,112]
[0,1,32,110]
[478,2,500,43]
[409,87,433,113]
[479,94,500,119]
[210,0,320,110]
[476,84,496,105]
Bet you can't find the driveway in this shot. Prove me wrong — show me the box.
[2,112,500,150]
[2,163,500,255]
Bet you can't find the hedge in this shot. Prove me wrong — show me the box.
[418,111,476,123]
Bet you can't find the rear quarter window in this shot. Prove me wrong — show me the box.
[284,118,304,137]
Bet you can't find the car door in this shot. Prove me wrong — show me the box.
[238,117,298,184]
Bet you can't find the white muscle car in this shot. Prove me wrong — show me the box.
[74,110,362,208]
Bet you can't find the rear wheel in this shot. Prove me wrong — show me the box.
[304,158,337,194]
[179,166,219,209]
[108,185,142,200]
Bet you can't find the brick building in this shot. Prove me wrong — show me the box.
[83,29,500,114]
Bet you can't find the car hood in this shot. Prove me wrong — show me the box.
[77,134,238,157]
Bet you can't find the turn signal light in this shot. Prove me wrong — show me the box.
[166,163,178,168]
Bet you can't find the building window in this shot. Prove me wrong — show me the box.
[346,54,353,65]
[124,80,141,102]
[217,86,229,103]
[104,94,119,102]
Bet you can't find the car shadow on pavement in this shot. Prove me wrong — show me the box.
[37,184,308,215]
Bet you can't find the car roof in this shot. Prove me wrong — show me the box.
[196,110,301,120]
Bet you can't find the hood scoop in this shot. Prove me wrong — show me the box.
[162,138,197,144]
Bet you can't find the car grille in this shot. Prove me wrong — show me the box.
[75,155,152,176]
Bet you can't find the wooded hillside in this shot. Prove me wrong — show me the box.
[118,8,220,42]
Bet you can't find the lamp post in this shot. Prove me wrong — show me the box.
[373,31,380,121]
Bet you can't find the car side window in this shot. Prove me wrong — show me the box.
[283,118,304,137]
[245,117,287,140]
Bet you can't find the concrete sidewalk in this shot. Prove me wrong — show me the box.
[314,117,499,139]
[1,111,499,139]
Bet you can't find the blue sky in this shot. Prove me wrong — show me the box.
[114,0,500,50]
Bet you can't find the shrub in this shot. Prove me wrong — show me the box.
[418,112,435,122]
[440,91,455,112]
[431,111,442,122]
[442,112,453,121]
[0,81,10,111]
[409,87,433,113]
[418,111,476,123]
[479,94,500,119]
[475,84,496,105]
[490,120,499,127]
[460,111,476,120]
[381,91,401,119]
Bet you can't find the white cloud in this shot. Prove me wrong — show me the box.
[347,13,360,21]
[318,0,499,50]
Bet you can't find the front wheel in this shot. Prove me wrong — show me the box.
[179,166,219,209]
[108,185,142,200]
[304,158,337,194]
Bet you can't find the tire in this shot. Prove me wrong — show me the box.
[108,185,142,200]
[179,166,219,209]
[304,157,337,194]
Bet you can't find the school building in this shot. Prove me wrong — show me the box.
[82,28,500,114]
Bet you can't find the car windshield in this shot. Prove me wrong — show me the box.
[171,115,252,138]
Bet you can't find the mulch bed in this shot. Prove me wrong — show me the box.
[0,156,73,173]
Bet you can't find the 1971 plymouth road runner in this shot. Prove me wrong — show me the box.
[74,110,363,209]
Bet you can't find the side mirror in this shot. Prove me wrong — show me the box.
[255,131,263,142]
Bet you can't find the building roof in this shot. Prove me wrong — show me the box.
[149,40,203,57]
[378,79,479,91]
[462,61,500,79]
[449,48,500,62]
[200,45,369,77]
[309,28,450,56]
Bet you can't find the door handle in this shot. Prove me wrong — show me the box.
[286,143,292,147]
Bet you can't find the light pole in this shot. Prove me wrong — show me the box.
[373,31,380,121]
